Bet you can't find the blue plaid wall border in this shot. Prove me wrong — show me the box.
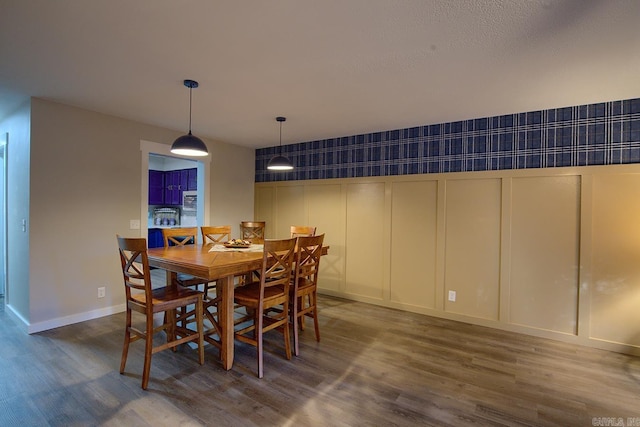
[255,98,640,182]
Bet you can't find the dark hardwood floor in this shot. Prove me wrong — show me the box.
[1,293,640,426]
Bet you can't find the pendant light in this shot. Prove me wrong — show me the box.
[171,79,209,157]
[267,116,294,171]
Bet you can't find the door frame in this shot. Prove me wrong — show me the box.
[0,133,7,299]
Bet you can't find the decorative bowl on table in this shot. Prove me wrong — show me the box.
[223,239,252,248]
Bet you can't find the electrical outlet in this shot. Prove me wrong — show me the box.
[98,287,106,299]
[130,219,140,229]
[448,290,456,302]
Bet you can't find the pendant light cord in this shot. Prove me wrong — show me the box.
[279,119,283,155]
[188,86,193,134]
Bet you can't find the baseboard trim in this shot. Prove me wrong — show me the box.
[317,289,640,356]
[27,304,126,334]
[5,304,30,334]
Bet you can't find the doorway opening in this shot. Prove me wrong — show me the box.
[140,139,211,246]
[147,154,204,240]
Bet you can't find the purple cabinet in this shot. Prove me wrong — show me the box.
[177,168,198,193]
[148,170,164,205]
[187,168,197,190]
[164,170,182,205]
[148,168,197,206]
[148,228,164,248]
[179,169,189,194]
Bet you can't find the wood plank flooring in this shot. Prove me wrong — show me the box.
[1,294,640,426]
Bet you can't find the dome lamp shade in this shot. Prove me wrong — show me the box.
[171,79,209,157]
[267,116,293,171]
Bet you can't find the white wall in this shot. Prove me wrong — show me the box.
[0,99,31,323]
[22,98,254,332]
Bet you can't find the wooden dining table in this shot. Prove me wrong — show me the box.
[147,242,328,371]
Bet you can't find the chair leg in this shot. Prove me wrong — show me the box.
[141,313,154,390]
[196,296,205,365]
[283,305,292,361]
[299,296,307,330]
[256,309,264,378]
[292,297,300,357]
[120,308,132,374]
[167,308,177,352]
[311,292,320,342]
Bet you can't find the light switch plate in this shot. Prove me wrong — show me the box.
[129,219,140,229]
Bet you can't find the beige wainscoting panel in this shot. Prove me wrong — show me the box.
[254,186,274,238]
[256,163,640,355]
[274,184,306,238]
[444,178,501,320]
[345,182,385,299]
[591,173,640,347]
[390,180,438,309]
[308,183,345,292]
[509,175,581,334]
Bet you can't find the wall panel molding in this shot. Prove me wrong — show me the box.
[257,163,640,355]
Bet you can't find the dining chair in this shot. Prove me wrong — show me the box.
[201,225,232,245]
[239,221,267,284]
[233,237,297,378]
[161,227,212,334]
[161,227,208,289]
[116,235,204,390]
[199,225,232,353]
[290,233,325,356]
[290,225,317,238]
[240,221,266,244]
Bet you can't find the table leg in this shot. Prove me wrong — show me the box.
[217,275,234,370]
[161,270,179,342]
[165,270,177,287]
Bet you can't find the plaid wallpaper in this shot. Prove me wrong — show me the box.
[255,98,640,182]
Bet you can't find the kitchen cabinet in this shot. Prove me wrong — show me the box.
[179,168,198,193]
[179,170,189,195]
[148,168,197,206]
[164,170,182,205]
[165,168,197,205]
[187,168,197,190]
[148,228,164,248]
[148,170,164,205]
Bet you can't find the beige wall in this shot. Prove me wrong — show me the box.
[256,165,640,354]
[21,98,254,332]
[207,140,255,237]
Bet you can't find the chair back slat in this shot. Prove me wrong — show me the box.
[201,225,232,244]
[290,225,317,238]
[262,238,296,290]
[162,227,198,247]
[240,221,266,243]
[294,234,324,286]
[117,235,152,300]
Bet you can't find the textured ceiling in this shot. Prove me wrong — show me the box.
[1,0,639,149]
